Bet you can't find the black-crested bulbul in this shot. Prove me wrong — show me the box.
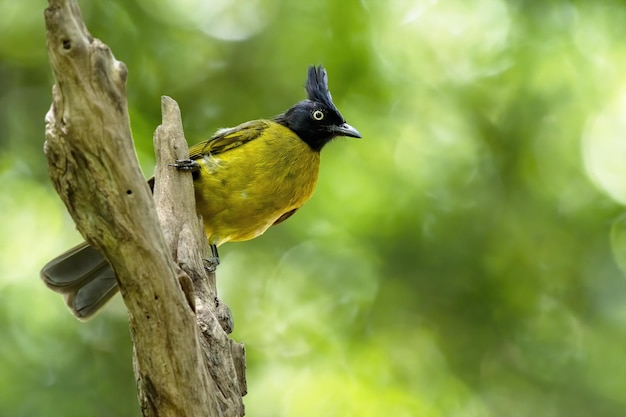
[41,65,361,319]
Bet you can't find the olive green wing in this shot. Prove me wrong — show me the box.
[189,120,271,160]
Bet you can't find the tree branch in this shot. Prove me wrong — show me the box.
[43,1,245,416]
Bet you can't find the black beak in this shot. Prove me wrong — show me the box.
[332,123,361,138]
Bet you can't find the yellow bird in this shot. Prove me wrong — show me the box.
[41,65,361,319]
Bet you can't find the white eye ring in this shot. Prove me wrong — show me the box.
[312,110,324,121]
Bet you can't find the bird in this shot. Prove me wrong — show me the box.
[40,65,361,319]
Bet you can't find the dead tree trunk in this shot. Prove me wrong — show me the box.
[43,1,246,416]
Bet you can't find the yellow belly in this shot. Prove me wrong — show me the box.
[192,124,320,245]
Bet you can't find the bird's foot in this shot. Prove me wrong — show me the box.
[203,244,220,272]
[203,256,220,273]
[170,159,200,172]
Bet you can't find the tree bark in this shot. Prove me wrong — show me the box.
[43,1,246,416]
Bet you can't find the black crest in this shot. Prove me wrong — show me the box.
[305,65,339,114]
[273,65,360,151]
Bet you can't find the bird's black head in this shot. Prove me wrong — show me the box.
[275,65,361,152]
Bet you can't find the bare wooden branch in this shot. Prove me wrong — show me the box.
[43,0,245,416]
[153,97,247,413]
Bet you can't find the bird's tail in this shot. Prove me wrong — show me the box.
[40,242,118,319]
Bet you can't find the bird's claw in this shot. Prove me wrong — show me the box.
[203,244,220,272]
[203,256,220,273]
[170,159,200,172]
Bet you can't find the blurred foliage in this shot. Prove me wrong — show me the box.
[2,0,626,416]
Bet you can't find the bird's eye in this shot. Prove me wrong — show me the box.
[312,110,324,121]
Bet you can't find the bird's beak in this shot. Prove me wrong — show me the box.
[333,123,362,138]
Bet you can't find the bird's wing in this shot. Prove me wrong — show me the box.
[272,208,299,226]
[189,120,270,159]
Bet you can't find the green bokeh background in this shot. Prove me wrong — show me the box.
[2,0,626,416]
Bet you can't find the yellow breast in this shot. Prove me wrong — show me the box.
[192,122,320,245]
